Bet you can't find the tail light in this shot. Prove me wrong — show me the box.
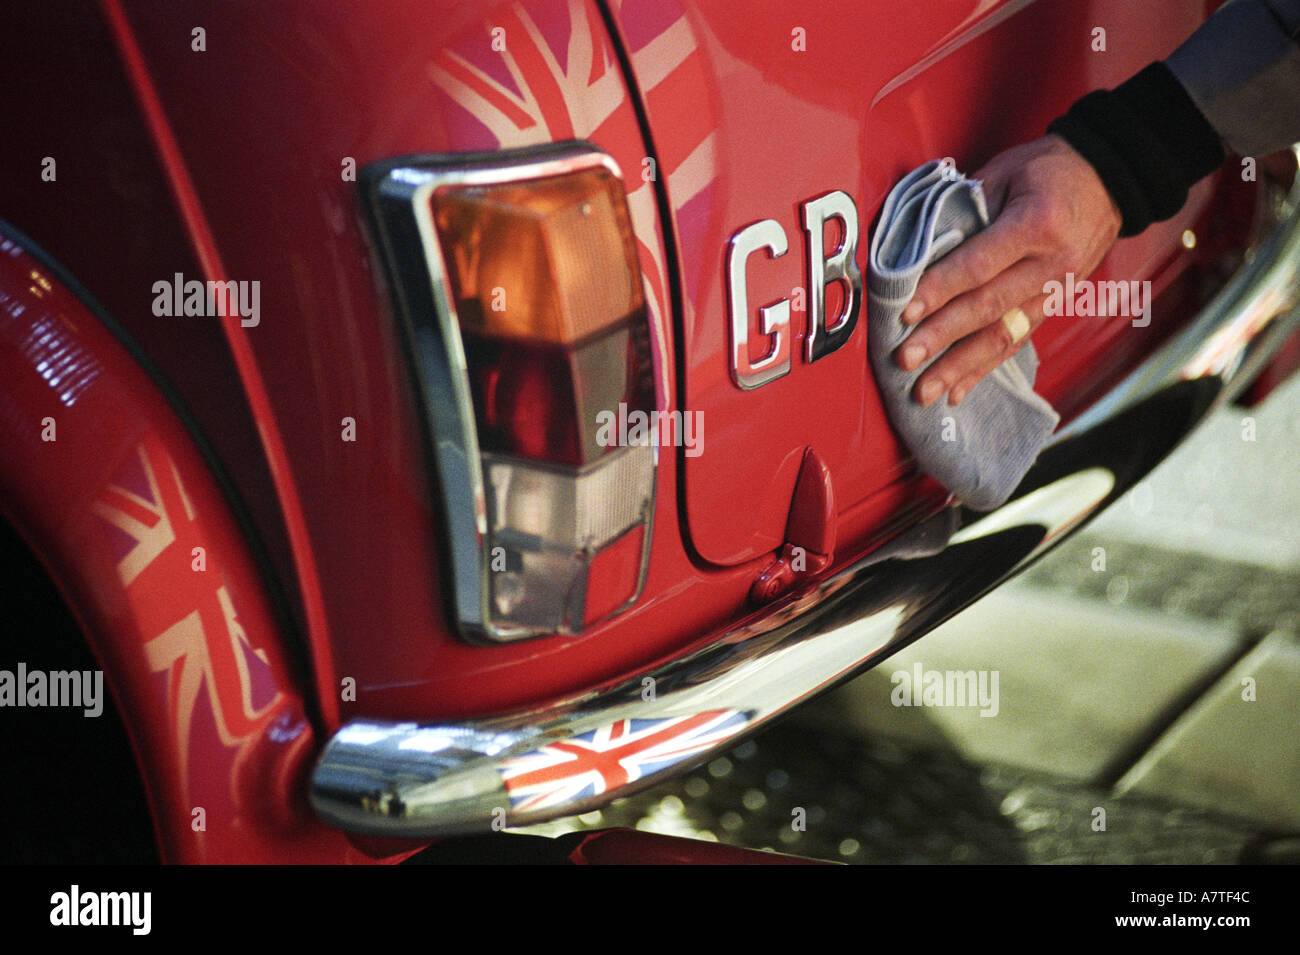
[364,144,656,642]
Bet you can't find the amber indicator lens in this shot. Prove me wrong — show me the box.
[432,166,643,342]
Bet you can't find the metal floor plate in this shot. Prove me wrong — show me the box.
[516,379,1300,864]
[516,724,1274,863]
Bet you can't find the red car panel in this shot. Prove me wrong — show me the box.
[0,235,383,863]
[1,0,1294,860]
[606,0,1220,567]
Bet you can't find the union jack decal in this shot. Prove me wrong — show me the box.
[429,0,719,397]
[92,434,282,805]
[500,709,750,813]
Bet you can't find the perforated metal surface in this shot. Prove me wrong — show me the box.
[516,725,1269,863]
[514,378,1300,864]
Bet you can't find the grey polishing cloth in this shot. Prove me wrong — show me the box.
[867,160,1059,512]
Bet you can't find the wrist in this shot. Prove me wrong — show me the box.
[1043,133,1122,237]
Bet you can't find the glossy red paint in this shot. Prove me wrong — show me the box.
[105,0,761,726]
[0,236,386,864]
[95,0,1244,733]
[101,0,344,732]
[606,0,1224,568]
[0,0,1268,862]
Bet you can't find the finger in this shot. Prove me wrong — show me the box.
[969,163,1013,218]
[901,207,1030,324]
[895,257,1048,371]
[913,294,1048,407]
[945,306,1040,406]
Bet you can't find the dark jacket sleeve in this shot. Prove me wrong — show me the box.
[1167,0,1300,157]
[1048,0,1300,237]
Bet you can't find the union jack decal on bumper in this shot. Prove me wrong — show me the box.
[500,710,750,812]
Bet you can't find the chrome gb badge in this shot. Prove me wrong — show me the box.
[725,190,862,390]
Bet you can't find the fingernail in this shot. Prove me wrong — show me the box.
[949,386,966,407]
[918,379,942,406]
[903,301,924,323]
[899,344,926,370]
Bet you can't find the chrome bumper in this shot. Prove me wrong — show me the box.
[311,152,1300,838]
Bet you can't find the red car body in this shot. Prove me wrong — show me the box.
[2,0,1298,863]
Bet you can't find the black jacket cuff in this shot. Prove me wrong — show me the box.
[1047,62,1226,237]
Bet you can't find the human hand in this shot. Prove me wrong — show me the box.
[896,134,1122,405]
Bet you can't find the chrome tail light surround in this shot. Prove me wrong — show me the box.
[362,143,656,643]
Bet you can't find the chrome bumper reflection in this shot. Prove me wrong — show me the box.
[311,151,1300,838]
